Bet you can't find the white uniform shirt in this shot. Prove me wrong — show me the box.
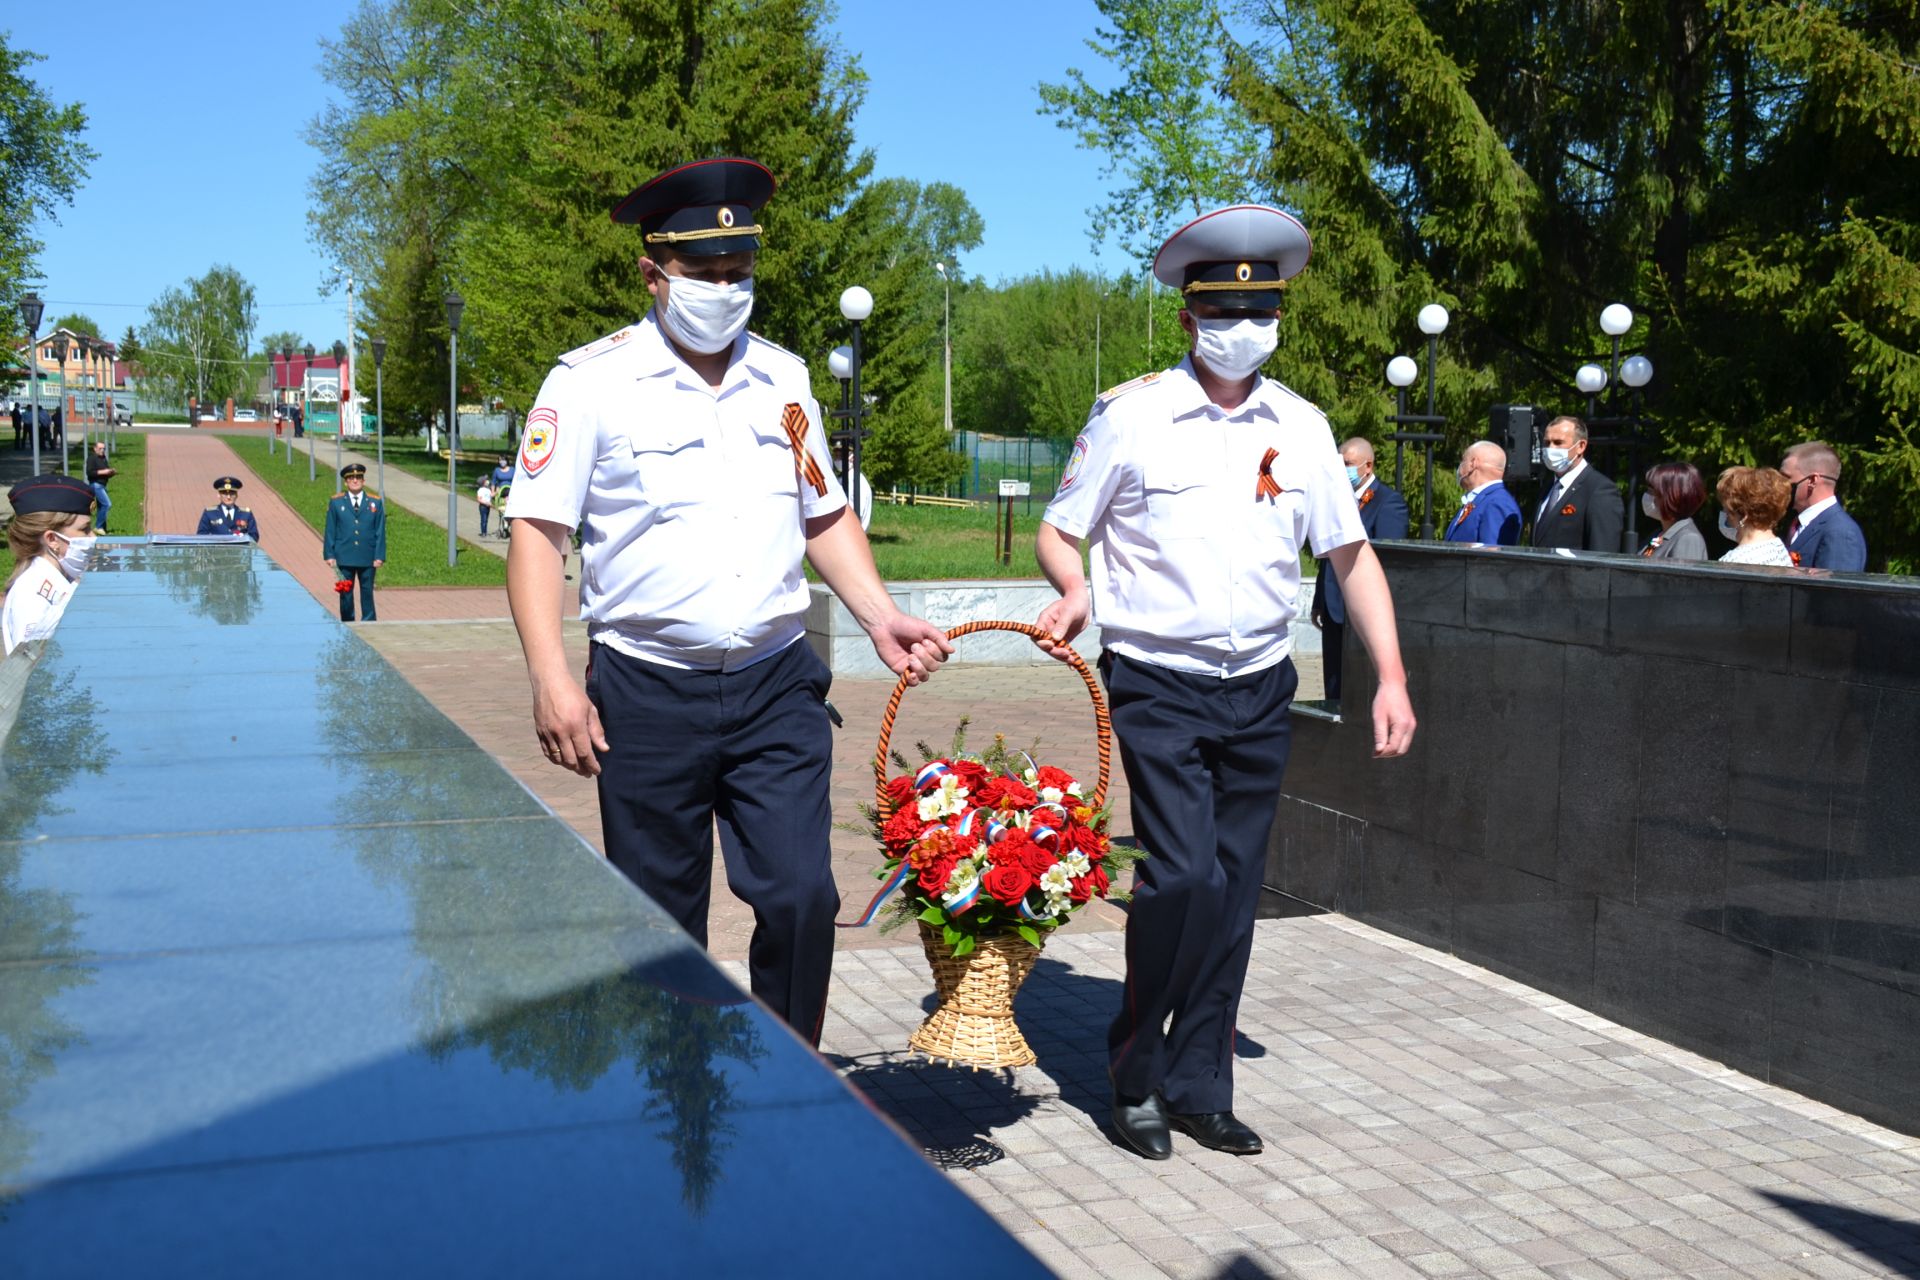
[502,314,847,672]
[1044,357,1366,678]
[3,556,76,656]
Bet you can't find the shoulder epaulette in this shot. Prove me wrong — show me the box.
[747,331,805,368]
[1096,371,1162,408]
[332,491,345,499]
[240,506,252,512]
[557,325,637,368]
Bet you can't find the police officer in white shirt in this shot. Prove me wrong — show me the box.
[1034,206,1417,1160]
[503,156,952,1046]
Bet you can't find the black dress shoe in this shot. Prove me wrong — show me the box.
[1169,1110,1263,1155]
[1111,1091,1173,1160]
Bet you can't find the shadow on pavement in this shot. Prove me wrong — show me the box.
[1763,1191,1920,1277]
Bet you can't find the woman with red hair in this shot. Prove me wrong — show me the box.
[1639,462,1708,560]
[1716,467,1795,567]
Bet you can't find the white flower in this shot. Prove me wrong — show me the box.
[1039,864,1074,897]
[947,863,980,894]
[1066,781,1084,799]
[1022,766,1038,785]
[1040,786,1064,804]
[916,775,969,820]
[1045,891,1071,916]
[1063,852,1092,878]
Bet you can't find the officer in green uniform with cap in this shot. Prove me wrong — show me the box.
[324,462,386,621]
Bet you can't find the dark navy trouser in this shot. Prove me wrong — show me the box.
[587,637,839,1046]
[1102,650,1297,1114]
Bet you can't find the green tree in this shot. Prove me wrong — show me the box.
[49,313,98,338]
[0,36,95,354]
[138,265,258,408]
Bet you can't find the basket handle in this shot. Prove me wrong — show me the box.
[872,620,1111,820]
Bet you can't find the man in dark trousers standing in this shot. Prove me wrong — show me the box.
[324,462,386,621]
[1311,437,1408,702]
[1529,415,1623,552]
[1779,441,1868,570]
[1034,205,1416,1161]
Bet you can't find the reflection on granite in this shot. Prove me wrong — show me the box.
[1269,542,1920,1135]
[0,543,1044,1275]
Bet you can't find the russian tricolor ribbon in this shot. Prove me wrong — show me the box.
[1255,447,1282,500]
[915,760,952,791]
[840,858,915,929]
[943,878,983,914]
[781,402,829,497]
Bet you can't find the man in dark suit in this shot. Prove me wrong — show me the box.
[1311,437,1408,701]
[323,463,387,621]
[1446,440,1524,547]
[196,476,261,541]
[1780,441,1868,571]
[1530,415,1624,552]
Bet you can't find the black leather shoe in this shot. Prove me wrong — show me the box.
[1110,1091,1173,1160]
[1169,1110,1263,1155]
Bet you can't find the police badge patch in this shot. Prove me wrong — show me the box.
[1059,435,1090,492]
[521,407,559,475]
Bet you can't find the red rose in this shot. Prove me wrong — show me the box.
[917,854,958,895]
[1035,765,1077,793]
[884,776,917,809]
[333,580,353,594]
[1020,846,1058,877]
[976,776,1038,809]
[951,760,991,791]
[982,863,1034,906]
[1071,864,1111,902]
[1065,824,1109,856]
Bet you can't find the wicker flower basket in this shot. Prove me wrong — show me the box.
[873,620,1113,1070]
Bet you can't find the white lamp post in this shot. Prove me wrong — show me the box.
[1385,304,1450,538]
[445,292,464,568]
[933,262,953,433]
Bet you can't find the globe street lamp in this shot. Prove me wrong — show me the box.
[1384,304,1450,539]
[51,334,70,472]
[332,339,348,478]
[445,291,464,568]
[371,336,387,498]
[933,261,953,433]
[826,286,871,524]
[1578,302,1656,551]
[18,292,43,473]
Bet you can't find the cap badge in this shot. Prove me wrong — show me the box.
[1236,262,1252,282]
[718,207,735,228]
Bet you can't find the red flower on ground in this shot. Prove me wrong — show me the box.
[981,863,1035,906]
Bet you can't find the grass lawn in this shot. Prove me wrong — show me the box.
[236,434,506,587]
[849,499,1318,582]
[2,434,148,582]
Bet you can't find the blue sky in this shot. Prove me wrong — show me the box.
[10,0,1126,346]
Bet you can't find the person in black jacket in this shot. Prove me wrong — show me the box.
[1311,437,1409,701]
[1529,415,1624,552]
[84,441,115,533]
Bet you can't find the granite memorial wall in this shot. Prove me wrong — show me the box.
[1267,543,1920,1135]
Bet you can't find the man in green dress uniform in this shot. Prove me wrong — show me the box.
[323,462,387,622]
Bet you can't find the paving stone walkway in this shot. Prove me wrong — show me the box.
[746,916,1920,1280]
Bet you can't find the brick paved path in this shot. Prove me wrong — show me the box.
[759,917,1920,1280]
[145,433,577,621]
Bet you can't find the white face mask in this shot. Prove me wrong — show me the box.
[1718,512,1741,541]
[1543,446,1574,475]
[1192,317,1278,382]
[657,273,754,356]
[1642,492,1661,521]
[52,532,96,579]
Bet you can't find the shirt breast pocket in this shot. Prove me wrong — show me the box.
[1142,462,1212,539]
[629,429,706,508]
[748,422,804,499]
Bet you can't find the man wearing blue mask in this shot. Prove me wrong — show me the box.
[1310,437,1408,702]
[1529,414,1624,552]
[502,156,952,1047]
[1033,205,1417,1161]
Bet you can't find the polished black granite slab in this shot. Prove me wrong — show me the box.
[0,544,1045,1276]
[1269,542,1920,1135]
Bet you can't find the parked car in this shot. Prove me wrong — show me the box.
[197,407,221,421]
[109,403,132,427]
[233,408,259,422]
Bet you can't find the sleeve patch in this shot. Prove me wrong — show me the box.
[520,407,559,475]
[1059,435,1090,491]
